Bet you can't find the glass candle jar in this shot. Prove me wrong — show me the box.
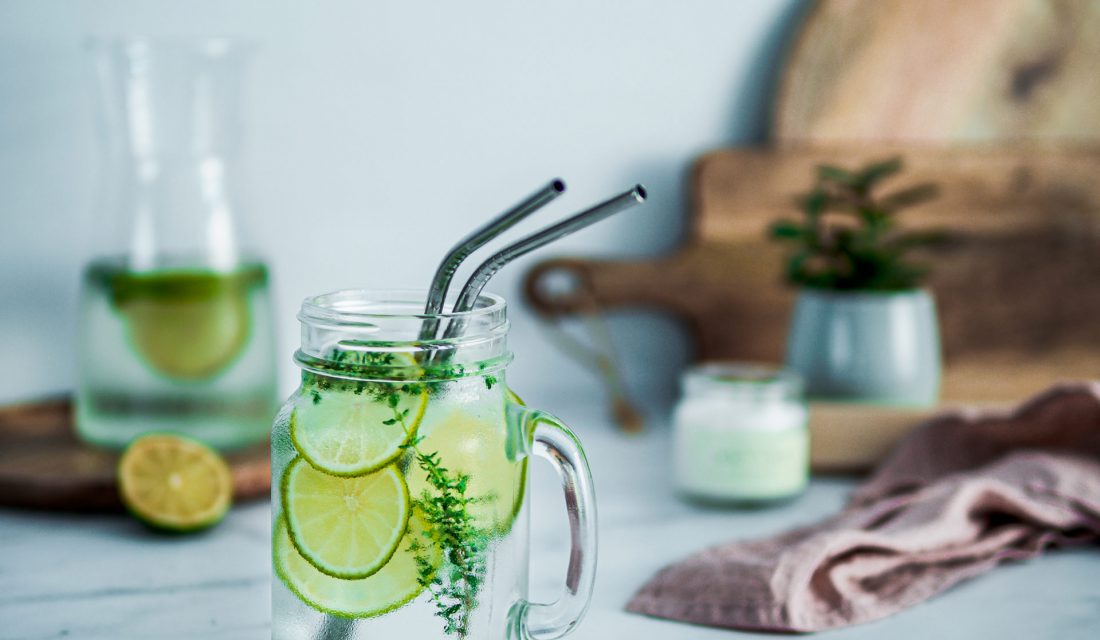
[672,363,809,504]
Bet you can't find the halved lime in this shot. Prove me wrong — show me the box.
[117,433,233,532]
[282,458,410,579]
[407,408,526,534]
[108,268,263,381]
[274,510,440,618]
[291,382,428,477]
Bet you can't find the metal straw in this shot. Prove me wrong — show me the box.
[418,179,566,342]
[440,184,647,341]
[315,616,354,640]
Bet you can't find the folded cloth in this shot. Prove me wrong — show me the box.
[626,382,1100,632]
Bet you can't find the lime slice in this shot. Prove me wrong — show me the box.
[282,458,410,579]
[291,381,428,477]
[117,433,233,532]
[274,510,440,618]
[407,407,526,534]
[109,269,262,380]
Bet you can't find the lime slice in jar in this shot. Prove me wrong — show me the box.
[291,380,428,477]
[407,407,526,534]
[281,458,410,579]
[274,510,440,618]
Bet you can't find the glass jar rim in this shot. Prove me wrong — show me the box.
[294,289,511,382]
[298,288,507,326]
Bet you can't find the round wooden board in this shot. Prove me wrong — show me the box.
[0,397,271,512]
[774,0,1100,143]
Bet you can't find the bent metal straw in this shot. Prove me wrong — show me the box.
[440,184,647,343]
[314,182,645,640]
[419,179,566,342]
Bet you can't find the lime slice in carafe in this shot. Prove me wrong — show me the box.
[407,408,526,534]
[274,510,440,618]
[290,382,428,477]
[117,433,233,532]
[282,458,410,579]
[109,268,261,380]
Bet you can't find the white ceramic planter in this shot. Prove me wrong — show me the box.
[785,288,941,407]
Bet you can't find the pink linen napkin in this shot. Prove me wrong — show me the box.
[626,382,1100,632]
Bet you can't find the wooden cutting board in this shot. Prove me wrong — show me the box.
[524,146,1100,471]
[774,0,1100,143]
[0,396,271,511]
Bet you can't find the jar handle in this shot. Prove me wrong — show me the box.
[510,404,598,640]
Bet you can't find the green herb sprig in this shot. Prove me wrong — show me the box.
[388,393,488,638]
[769,157,943,291]
[404,438,487,637]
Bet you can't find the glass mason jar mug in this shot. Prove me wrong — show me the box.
[272,290,597,640]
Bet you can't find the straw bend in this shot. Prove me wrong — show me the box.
[419,179,566,341]
[449,184,647,328]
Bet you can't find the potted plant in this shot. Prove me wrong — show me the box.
[769,158,942,407]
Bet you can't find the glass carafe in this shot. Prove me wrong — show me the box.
[272,290,597,640]
[76,38,276,450]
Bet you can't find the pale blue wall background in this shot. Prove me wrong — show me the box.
[0,0,805,411]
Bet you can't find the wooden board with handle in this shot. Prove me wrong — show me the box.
[774,0,1100,144]
[0,396,270,511]
[524,146,1100,471]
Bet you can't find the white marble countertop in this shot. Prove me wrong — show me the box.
[1,395,1098,640]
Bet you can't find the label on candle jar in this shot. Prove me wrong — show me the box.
[674,421,809,502]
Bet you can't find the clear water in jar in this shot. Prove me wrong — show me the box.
[271,370,529,640]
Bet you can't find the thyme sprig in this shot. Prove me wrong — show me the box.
[405,440,487,636]
[302,348,472,400]
[388,393,489,639]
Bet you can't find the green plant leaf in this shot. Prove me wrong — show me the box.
[770,156,940,291]
[817,164,856,184]
[880,183,939,211]
[855,157,903,189]
[785,251,810,282]
[770,220,806,239]
[798,188,829,219]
